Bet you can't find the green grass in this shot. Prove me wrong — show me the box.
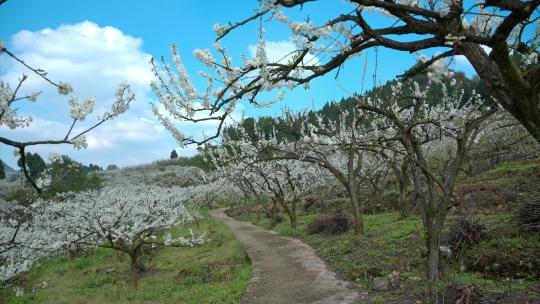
[0,212,251,304]
[469,159,540,185]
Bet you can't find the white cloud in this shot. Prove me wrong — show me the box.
[450,45,492,76]
[0,21,203,168]
[3,21,153,103]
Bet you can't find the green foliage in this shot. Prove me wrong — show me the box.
[151,153,213,171]
[5,155,102,203]
[4,188,37,205]
[0,213,251,303]
[81,163,102,173]
[475,160,540,180]
[17,152,46,179]
[44,155,102,196]
[170,149,179,159]
[464,235,540,279]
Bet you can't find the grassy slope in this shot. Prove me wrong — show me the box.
[235,159,540,302]
[237,212,539,303]
[0,213,251,304]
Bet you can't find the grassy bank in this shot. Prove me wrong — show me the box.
[235,210,539,303]
[0,212,251,304]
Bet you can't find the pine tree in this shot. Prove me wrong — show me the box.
[170,149,178,159]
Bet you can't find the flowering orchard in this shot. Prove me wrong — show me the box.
[0,164,245,287]
[149,2,538,302]
[165,77,507,301]
[208,138,333,228]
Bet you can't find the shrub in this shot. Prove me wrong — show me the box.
[514,199,540,232]
[307,213,351,235]
[443,284,483,304]
[302,197,318,212]
[154,172,197,187]
[464,236,540,279]
[444,215,486,256]
[273,214,284,224]
[5,188,37,205]
[225,206,246,217]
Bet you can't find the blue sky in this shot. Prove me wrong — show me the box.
[0,0,476,169]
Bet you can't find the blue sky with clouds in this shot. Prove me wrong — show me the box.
[0,0,477,169]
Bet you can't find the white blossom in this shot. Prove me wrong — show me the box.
[57,82,73,95]
[68,96,95,121]
[72,136,88,150]
[213,23,227,36]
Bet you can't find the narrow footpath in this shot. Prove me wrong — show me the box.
[210,208,361,304]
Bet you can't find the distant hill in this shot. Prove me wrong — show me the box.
[2,161,16,174]
[1,160,20,181]
[223,71,492,142]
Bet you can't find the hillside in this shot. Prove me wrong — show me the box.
[223,72,490,143]
[231,157,540,303]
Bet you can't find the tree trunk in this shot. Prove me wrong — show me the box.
[272,200,278,226]
[280,200,297,229]
[393,161,409,219]
[371,181,384,214]
[129,251,145,287]
[424,214,445,304]
[398,183,407,219]
[291,199,297,229]
[349,187,364,234]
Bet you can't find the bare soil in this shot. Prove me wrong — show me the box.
[211,208,361,304]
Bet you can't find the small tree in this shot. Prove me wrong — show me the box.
[106,164,118,170]
[170,149,179,159]
[17,153,46,180]
[209,137,329,229]
[271,110,383,234]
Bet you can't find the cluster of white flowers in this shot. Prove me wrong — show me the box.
[415,52,454,82]
[444,34,466,47]
[68,96,95,121]
[0,81,33,129]
[193,48,216,67]
[47,153,63,163]
[71,136,88,150]
[57,82,73,95]
[213,23,228,36]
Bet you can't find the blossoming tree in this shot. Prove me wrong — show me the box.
[355,79,497,301]
[266,109,388,234]
[209,136,330,228]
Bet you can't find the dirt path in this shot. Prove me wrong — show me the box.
[210,208,361,304]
